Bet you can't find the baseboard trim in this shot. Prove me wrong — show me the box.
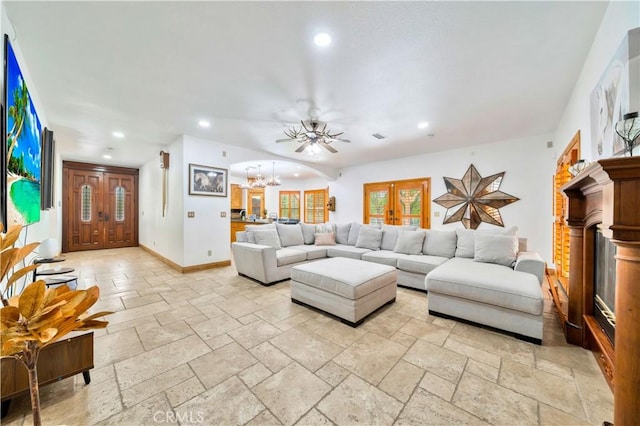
[139,244,231,274]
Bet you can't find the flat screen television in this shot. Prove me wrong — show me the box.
[4,34,42,227]
[41,127,55,210]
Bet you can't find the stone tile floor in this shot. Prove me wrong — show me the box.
[3,248,613,425]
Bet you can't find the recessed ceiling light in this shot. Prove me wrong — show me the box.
[293,173,300,177]
[198,120,211,128]
[418,122,429,129]
[102,154,112,159]
[314,32,331,47]
[112,131,124,138]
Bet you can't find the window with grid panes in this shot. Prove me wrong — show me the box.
[279,191,300,220]
[304,189,327,223]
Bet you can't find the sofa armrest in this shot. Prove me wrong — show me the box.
[515,251,544,284]
[231,242,277,284]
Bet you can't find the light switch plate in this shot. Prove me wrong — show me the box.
[220,212,227,218]
[187,211,195,218]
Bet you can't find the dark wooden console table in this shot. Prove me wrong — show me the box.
[0,331,94,418]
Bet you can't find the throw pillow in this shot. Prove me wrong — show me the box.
[423,230,457,258]
[394,230,426,255]
[314,232,336,246]
[334,223,352,245]
[474,233,518,267]
[380,225,418,251]
[245,223,275,244]
[299,223,316,245]
[252,228,282,250]
[347,223,380,246]
[355,227,383,250]
[276,223,304,247]
[455,226,519,258]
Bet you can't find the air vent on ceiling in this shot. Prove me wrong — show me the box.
[372,133,386,140]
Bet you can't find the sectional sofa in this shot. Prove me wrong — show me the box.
[231,222,546,342]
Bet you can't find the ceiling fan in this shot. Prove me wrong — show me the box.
[276,120,350,154]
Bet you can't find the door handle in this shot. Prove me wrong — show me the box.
[104,213,110,221]
[98,211,103,221]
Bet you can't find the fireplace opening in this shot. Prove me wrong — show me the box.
[594,228,616,345]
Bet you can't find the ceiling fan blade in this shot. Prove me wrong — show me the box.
[276,138,294,143]
[295,141,310,153]
[325,138,351,143]
[321,143,338,153]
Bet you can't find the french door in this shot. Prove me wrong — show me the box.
[364,178,431,228]
[62,162,138,252]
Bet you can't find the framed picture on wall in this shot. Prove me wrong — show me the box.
[188,163,227,197]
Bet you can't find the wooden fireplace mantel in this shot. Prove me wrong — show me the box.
[561,156,640,425]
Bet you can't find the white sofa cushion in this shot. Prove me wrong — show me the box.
[397,254,449,275]
[455,226,518,258]
[299,223,317,245]
[333,223,352,245]
[423,230,457,258]
[362,250,405,267]
[276,223,304,247]
[276,248,307,266]
[348,223,380,246]
[287,245,328,260]
[252,228,282,250]
[474,233,518,267]
[290,257,396,299]
[356,227,383,250]
[426,257,543,315]
[327,245,372,260]
[394,230,426,255]
[381,225,417,251]
[245,223,276,244]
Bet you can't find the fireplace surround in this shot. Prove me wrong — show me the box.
[561,156,640,425]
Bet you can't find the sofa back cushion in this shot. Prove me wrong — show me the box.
[394,230,426,255]
[276,223,304,247]
[381,225,417,251]
[474,233,518,267]
[455,226,519,258]
[355,227,383,250]
[252,228,282,250]
[299,223,317,245]
[245,223,276,244]
[333,223,352,245]
[423,230,457,258]
[348,223,380,245]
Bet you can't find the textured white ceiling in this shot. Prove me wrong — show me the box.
[3,1,607,179]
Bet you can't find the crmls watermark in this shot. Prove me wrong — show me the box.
[153,410,205,424]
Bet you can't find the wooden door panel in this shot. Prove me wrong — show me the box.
[104,174,137,248]
[394,180,430,228]
[63,162,138,253]
[364,183,392,225]
[68,171,103,251]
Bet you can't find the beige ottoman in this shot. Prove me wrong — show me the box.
[290,257,397,326]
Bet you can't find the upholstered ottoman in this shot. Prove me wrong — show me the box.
[290,257,397,326]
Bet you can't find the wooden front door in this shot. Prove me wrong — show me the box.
[63,162,138,252]
[364,178,431,228]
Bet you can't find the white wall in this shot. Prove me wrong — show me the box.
[554,2,640,160]
[139,136,185,265]
[331,134,556,262]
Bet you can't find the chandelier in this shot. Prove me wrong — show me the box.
[252,165,267,188]
[240,167,253,189]
[266,162,281,186]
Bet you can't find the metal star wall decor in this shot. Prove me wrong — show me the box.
[433,164,519,229]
